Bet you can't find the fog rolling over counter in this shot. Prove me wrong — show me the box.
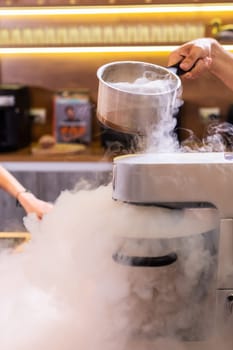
[0,184,231,350]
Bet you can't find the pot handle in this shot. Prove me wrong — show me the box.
[112,252,177,267]
[167,62,187,76]
[167,56,196,76]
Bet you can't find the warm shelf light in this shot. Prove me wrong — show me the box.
[0,4,233,16]
[0,45,232,54]
[0,46,177,54]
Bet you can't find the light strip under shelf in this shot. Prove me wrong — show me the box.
[0,46,178,54]
[0,4,233,16]
[0,45,232,54]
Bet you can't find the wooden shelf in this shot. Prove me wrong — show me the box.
[0,231,30,239]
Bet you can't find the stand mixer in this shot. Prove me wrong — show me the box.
[97,61,233,348]
[113,152,233,347]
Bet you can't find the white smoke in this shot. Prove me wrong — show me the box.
[110,71,175,94]
[0,184,231,350]
[181,122,233,152]
[109,71,183,154]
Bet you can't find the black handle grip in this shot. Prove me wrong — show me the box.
[112,252,177,267]
[167,56,197,77]
[167,62,188,76]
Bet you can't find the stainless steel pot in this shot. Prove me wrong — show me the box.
[96,61,182,135]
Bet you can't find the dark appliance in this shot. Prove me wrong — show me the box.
[0,85,31,152]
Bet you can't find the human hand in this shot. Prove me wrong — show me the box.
[168,38,215,79]
[17,191,53,220]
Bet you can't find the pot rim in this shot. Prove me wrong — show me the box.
[97,60,181,96]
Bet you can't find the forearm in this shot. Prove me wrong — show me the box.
[209,39,233,91]
[0,165,26,199]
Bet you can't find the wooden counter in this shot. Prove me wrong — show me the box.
[0,145,112,163]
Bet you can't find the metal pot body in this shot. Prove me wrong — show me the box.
[112,207,219,342]
[96,61,182,135]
